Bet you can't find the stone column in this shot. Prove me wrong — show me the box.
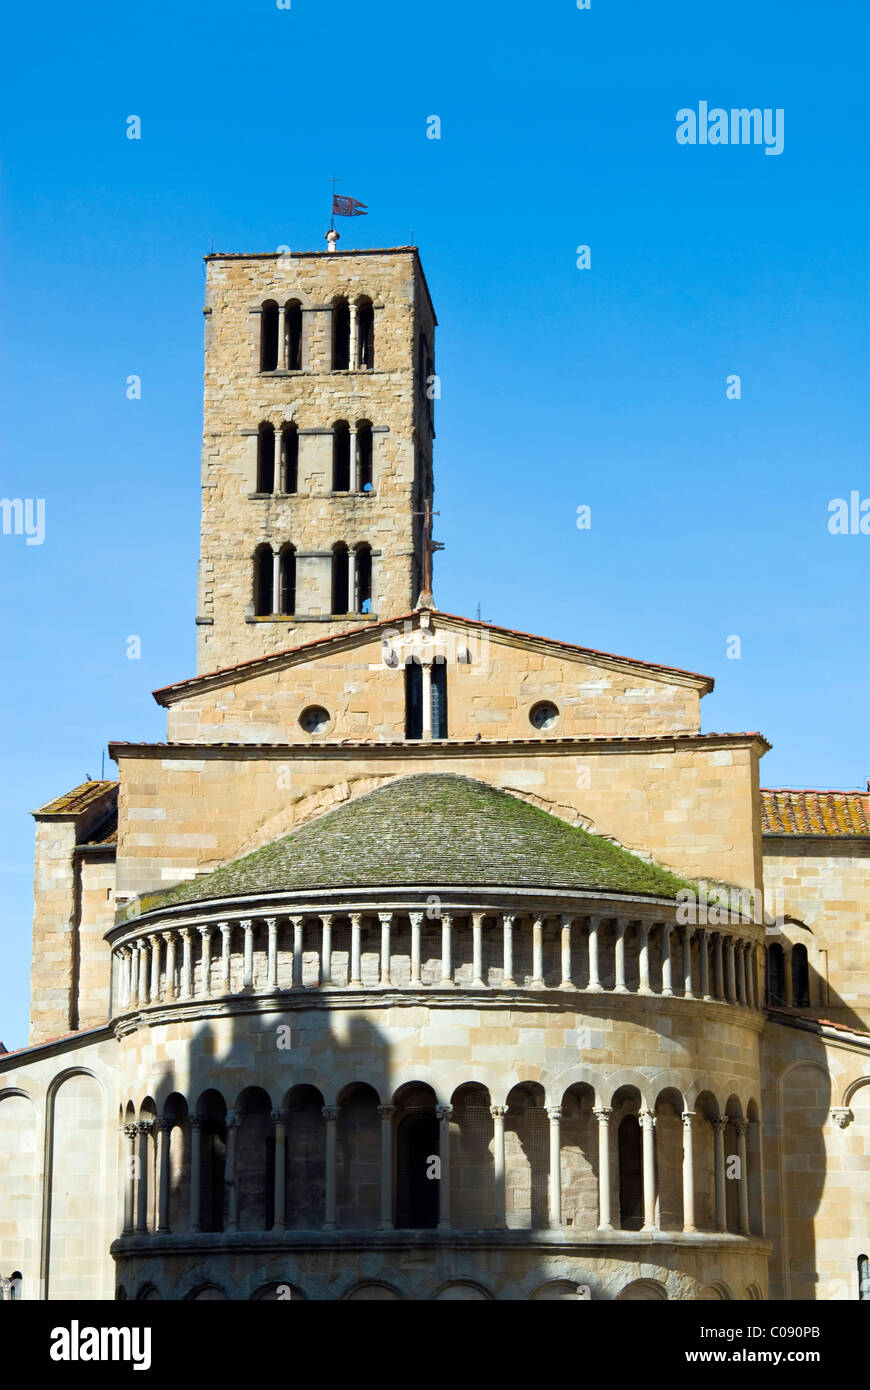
[471,911,485,987]
[349,427,358,492]
[409,910,423,986]
[735,1120,750,1234]
[350,912,363,986]
[218,921,231,994]
[275,428,284,495]
[379,912,393,987]
[661,923,673,997]
[421,660,433,739]
[276,304,286,369]
[547,1106,562,1228]
[198,925,212,998]
[502,912,516,987]
[189,1115,203,1233]
[614,917,628,992]
[377,1104,395,1229]
[322,1105,340,1230]
[713,1116,728,1232]
[272,1109,287,1231]
[587,916,601,990]
[440,911,453,987]
[783,945,794,1008]
[531,915,545,988]
[639,1108,657,1230]
[180,928,192,999]
[725,936,737,1003]
[699,928,711,1000]
[594,1107,613,1230]
[117,950,128,1011]
[436,1104,453,1229]
[128,944,139,1008]
[750,1118,766,1236]
[714,932,725,1001]
[225,1110,241,1232]
[242,919,254,989]
[261,917,276,989]
[736,942,747,1005]
[135,1121,152,1233]
[348,548,357,614]
[491,1106,507,1228]
[681,1110,696,1232]
[747,946,757,1009]
[682,925,694,998]
[156,1117,173,1232]
[271,548,281,613]
[349,301,358,368]
[321,914,333,986]
[292,916,304,988]
[150,935,161,1002]
[165,933,177,1001]
[638,923,652,994]
[560,914,574,988]
[122,1124,137,1233]
[139,940,150,1005]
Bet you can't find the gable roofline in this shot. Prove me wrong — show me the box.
[152,609,714,706]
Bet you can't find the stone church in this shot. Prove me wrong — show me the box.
[1,244,867,1302]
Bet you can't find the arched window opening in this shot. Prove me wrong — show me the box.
[766,942,785,1006]
[257,423,275,493]
[357,422,373,491]
[618,1114,643,1231]
[254,544,274,616]
[792,943,810,1007]
[331,543,349,615]
[279,546,296,615]
[356,296,374,369]
[197,1092,227,1234]
[280,424,298,494]
[332,297,350,369]
[260,300,278,372]
[332,422,350,491]
[405,659,422,739]
[237,1088,274,1232]
[285,299,303,370]
[432,657,447,737]
[356,544,372,614]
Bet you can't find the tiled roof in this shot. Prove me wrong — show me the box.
[35,780,118,816]
[761,788,870,836]
[124,772,694,918]
[110,732,770,756]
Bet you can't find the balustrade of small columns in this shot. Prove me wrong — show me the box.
[120,1092,764,1240]
[112,913,764,1014]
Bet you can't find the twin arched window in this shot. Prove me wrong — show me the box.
[765,941,811,1008]
[332,421,373,492]
[253,544,296,617]
[257,423,298,494]
[260,300,303,372]
[332,296,375,370]
[331,542,372,616]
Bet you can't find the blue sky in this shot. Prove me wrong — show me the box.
[0,0,867,1047]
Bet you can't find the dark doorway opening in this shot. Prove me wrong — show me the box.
[396,1110,439,1229]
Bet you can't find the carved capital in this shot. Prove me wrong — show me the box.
[639,1109,656,1131]
[123,1123,138,1141]
[711,1115,729,1135]
[377,1105,396,1120]
[681,1110,696,1130]
[593,1107,613,1126]
[135,1120,153,1137]
[156,1115,174,1133]
[378,911,394,928]
[225,1109,241,1130]
[271,1108,288,1126]
[240,918,253,934]
[734,1119,748,1139]
[490,1105,507,1120]
[832,1107,853,1130]
[435,1104,453,1122]
[322,1105,341,1123]
[546,1106,562,1123]
[189,1115,205,1131]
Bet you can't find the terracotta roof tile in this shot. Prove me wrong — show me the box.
[761,788,870,836]
[35,780,118,816]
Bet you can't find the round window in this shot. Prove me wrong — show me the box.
[529,701,559,731]
[299,705,331,735]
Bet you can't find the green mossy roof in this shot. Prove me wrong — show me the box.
[127,774,694,918]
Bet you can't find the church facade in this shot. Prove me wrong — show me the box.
[1,246,868,1302]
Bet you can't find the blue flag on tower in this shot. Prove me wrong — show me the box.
[332,195,368,217]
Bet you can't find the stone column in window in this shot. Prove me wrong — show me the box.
[681,1110,696,1232]
[189,1115,203,1233]
[713,932,725,1001]
[547,1106,562,1228]
[272,1109,287,1232]
[587,915,601,991]
[198,925,212,998]
[322,1105,340,1230]
[377,1104,395,1230]
[713,1116,728,1231]
[379,912,393,987]
[491,1105,507,1228]
[135,1121,152,1233]
[180,928,193,999]
[322,913,333,987]
[348,548,357,615]
[725,937,737,1003]
[531,915,545,988]
[291,916,303,988]
[436,1103,453,1229]
[421,659,433,739]
[594,1107,613,1230]
[122,1124,137,1234]
[661,923,673,997]
[682,925,695,998]
[698,928,711,1000]
[272,548,281,615]
[502,912,516,988]
[242,919,254,989]
[350,912,363,986]
[266,917,278,989]
[614,917,628,993]
[783,945,794,1008]
[349,302,358,368]
[157,1117,173,1232]
[471,911,485,987]
[735,1119,750,1233]
[139,940,150,1005]
[164,932,177,1001]
[150,935,161,1002]
[349,427,358,492]
[736,942,747,1005]
[439,911,453,987]
[225,1110,241,1232]
[218,921,231,994]
[276,304,286,370]
[560,914,574,988]
[639,1108,657,1230]
[409,910,423,986]
[638,923,652,995]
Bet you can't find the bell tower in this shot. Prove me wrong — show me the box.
[196,246,437,673]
